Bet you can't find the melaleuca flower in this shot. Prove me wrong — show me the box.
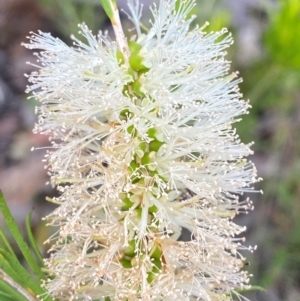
[24,0,261,300]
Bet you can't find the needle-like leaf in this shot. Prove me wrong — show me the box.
[26,212,44,266]
[0,191,44,280]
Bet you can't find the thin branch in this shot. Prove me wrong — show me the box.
[111,7,130,62]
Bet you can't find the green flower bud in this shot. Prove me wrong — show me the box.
[149,140,164,152]
[147,128,156,139]
[128,41,143,53]
[116,50,125,65]
[127,125,135,134]
[151,246,162,260]
[120,257,133,269]
[129,52,148,72]
[124,239,136,257]
[148,204,158,213]
[122,196,134,210]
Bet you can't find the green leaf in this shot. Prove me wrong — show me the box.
[0,248,45,297]
[0,255,24,286]
[0,280,29,301]
[99,0,116,21]
[0,230,16,259]
[0,289,14,299]
[26,212,44,266]
[0,292,15,301]
[0,191,44,280]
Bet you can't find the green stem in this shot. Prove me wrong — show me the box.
[99,0,129,60]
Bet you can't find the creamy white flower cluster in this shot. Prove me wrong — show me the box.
[25,0,260,300]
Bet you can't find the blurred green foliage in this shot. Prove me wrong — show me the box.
[235,0,300,299]
[194,0,230,32]
[0,192,54,301]
[265,0,300,69]
[175,0,230,32]
[39,0,105,37]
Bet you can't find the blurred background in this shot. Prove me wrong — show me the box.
[0,0,299,300]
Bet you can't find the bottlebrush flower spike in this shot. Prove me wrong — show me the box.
[24,0,261,300]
